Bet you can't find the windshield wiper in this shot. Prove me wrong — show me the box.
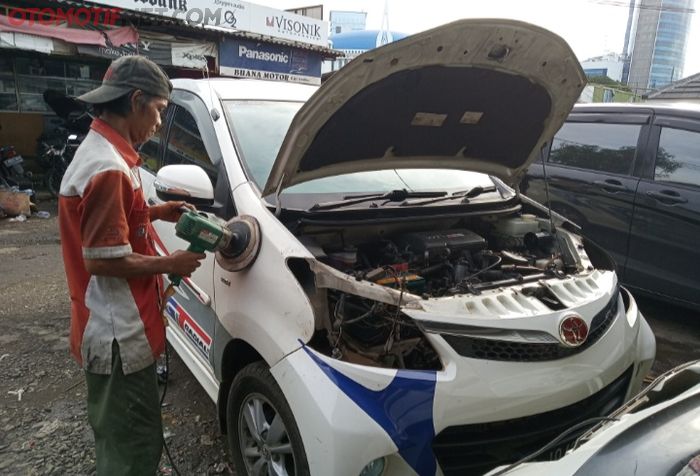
[308,189,447,211]
[399,185,497,206]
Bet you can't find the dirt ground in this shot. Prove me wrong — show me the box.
[1,194,699,476]
[0,196,231,476]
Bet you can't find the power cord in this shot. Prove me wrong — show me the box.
[160,344,182,476]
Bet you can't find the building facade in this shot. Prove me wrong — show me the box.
[581,53,626,82]
[329,10,366,35]
[625,0,695,94]
[0,0,337,157]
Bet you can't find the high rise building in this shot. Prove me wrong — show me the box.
[624,0,695,93]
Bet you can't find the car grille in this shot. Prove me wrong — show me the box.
[441,291,619,362]
[432,365,633,476]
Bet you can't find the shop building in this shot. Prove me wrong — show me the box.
[0,0,338,157]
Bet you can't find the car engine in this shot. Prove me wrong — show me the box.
[302,213,584,370]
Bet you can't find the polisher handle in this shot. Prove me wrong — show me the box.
[167,244,206,286]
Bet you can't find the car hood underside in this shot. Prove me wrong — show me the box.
[263,18,586,195]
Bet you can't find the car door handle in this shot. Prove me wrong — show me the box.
[646,190,688,204]
[594,179,629,192]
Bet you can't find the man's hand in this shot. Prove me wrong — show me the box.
[151,201,195,223]
[166,250,206,277]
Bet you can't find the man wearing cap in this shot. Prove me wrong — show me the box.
[58,55,204,474]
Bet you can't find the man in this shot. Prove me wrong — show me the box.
[58,55,204,475]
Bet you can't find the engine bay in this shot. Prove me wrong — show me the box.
[300,212,590,370]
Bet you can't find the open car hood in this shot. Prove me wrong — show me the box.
[262,19,585,196]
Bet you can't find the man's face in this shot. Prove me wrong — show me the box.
[129,91,168,145]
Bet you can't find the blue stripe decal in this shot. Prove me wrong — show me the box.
[302,345,437,476]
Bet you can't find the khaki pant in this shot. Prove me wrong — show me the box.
[85,341,163,476]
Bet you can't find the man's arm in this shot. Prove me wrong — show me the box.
[149,201,192,223]
[85,250,205,278]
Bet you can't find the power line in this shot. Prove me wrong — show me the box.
[585,0,695,15]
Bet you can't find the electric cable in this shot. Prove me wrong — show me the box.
[160,344,182,476]
[488,416,620,475]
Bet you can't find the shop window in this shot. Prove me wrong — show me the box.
[13,58,104,112]
[0,57,18,111]
[164,106,217,186]
[15,58,65,112]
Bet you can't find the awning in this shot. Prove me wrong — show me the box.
[0,14,136,47]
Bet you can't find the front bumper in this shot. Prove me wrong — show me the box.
[271,288,655,476]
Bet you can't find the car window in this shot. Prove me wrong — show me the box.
[548,122,641,175]
[164,106,218,186]
[139,123,165,174]
[654,127,700,188]
[138,105,173,173]
[225,99,496,195]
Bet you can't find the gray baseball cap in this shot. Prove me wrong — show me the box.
[77,55,172,104]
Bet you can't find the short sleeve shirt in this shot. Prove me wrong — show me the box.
[58,118,164,375]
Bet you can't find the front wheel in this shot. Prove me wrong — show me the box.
[227,362,309,476]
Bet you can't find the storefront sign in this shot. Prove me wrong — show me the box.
[220,38,321,85]
[77,38,171,64]
[95,0,328,47]
[77,35,215,69]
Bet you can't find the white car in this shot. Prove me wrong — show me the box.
[486,360,700,476]
[139,19,656,476]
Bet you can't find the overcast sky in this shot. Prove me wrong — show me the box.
[261,0,700,79]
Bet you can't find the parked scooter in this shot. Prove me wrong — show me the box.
[0,144,33,189]
[39,133,82,196]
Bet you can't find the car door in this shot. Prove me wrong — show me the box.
[140,89,229,368]
[524,111,651,276]
[625,114,700,307]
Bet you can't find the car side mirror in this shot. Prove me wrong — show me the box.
[154,164,214,207]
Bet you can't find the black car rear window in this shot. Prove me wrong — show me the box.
[655,127,700,188]
[548,122,641,175]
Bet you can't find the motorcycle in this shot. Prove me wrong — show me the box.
[38,90,91,197]
[0,144,33,189]
[40,133,82,196]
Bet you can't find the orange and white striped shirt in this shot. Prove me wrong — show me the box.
[59,118,164,375]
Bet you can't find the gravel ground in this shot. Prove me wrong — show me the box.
[1,194,699,475]
[0,196,231,476]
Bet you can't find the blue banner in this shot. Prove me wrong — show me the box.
[220,38,322,85]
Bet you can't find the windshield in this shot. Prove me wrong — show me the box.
[224,99,497,195]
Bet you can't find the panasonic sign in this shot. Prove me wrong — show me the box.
[238,45,288,64]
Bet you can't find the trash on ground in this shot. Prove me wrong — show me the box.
[8,214,27,222]
[34,211,50,219]
[8,388,25,401]
[0,188,31,217]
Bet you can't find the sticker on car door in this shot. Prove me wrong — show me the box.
[165,297,212,359]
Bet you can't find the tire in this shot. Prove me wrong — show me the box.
[227,362,310,476]
[47,168,62,198]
